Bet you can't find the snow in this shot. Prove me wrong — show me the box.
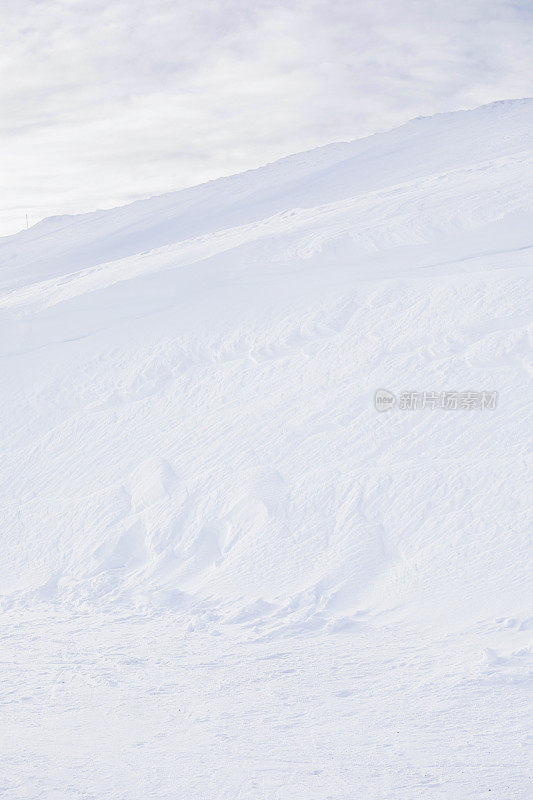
[0,99,531,799]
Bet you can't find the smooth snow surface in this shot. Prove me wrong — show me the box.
[1,99,532,799]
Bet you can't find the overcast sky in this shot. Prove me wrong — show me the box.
[1,0,532,236]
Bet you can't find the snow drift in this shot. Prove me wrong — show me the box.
[1,99,531,630]
[1,98,532,800]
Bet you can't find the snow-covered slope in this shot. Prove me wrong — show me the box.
[1,97,531,293]
[0,100,531,799]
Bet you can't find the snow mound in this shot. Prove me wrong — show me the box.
[0,99,531,636]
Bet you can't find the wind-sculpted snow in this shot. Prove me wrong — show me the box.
[0,100,531,799]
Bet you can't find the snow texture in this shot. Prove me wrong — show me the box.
[0,99,532,799]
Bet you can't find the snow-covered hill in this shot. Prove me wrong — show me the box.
[1,100,531,799]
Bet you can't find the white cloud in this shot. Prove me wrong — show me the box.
[0,0,531,235]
